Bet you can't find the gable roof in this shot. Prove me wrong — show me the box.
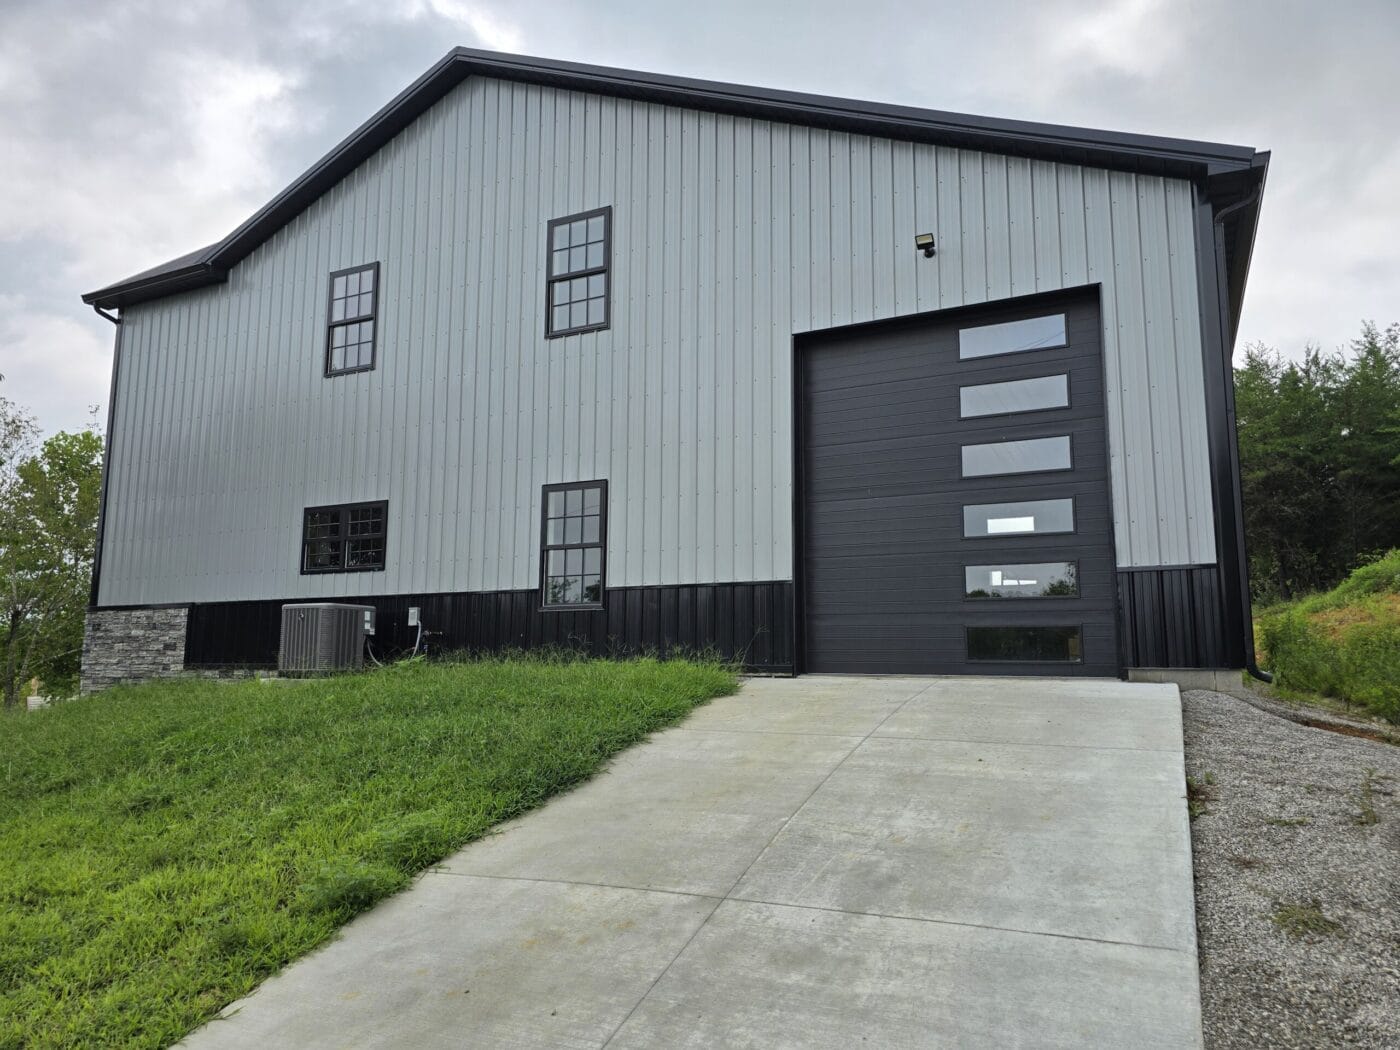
[83,47,1268,338]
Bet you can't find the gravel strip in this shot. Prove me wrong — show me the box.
[1182,689,1400,1049]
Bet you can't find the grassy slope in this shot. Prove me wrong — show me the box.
[0,655,737,1049]
[1257,550,1400,722]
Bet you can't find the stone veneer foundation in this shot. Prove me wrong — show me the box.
[81,606,189,694]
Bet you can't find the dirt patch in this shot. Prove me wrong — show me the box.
[1183,689,1400,1049]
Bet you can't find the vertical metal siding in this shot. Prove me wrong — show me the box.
[99,77,1216,606]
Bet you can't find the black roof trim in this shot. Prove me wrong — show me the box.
[84,47,1268,310]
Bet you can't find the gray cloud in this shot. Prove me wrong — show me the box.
[2,0,1396,433]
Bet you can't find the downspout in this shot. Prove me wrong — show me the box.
[1210,186,1273,683]
[89,303,122,609]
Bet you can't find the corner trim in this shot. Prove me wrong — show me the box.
[88,312,123,607]
[1192,182,1255,671]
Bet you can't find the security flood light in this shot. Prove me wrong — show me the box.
[914,232,936,257]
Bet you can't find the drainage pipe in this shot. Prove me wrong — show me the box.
[89,304,122,609]
[1211,186,1272,683]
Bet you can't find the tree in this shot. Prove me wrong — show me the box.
[0,387,103,706]
[1236,322,1400,601]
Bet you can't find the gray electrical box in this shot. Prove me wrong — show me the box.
[278,603,376,675]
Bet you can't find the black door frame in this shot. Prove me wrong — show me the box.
[788,283,1125,677]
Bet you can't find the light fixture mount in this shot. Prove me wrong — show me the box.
[914,233,936,258]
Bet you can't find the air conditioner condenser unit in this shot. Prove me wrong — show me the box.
[278,603,376,675]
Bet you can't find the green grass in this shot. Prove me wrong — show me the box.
[1185,771,1216,820]
[0,654,737,1049]
[1256,549,1400,722]
[1270,899,1345,940]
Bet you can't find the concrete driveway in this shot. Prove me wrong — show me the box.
[185,676,1202,1049]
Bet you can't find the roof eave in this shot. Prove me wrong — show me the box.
[83,47,1267,311]
[82,263,225,311]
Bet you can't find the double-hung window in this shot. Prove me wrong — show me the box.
[326,262,379,375]
[540,481,607,607]
[546,208,610,337]
[302,500,387,573]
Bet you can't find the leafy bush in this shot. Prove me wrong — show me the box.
[1258,550,1400,721]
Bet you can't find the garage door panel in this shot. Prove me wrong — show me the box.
[801,292,1120,676]
[806,450,1107,488]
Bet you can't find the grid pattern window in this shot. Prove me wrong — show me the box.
[302,501,387,573]
[326,263,379,375]
[546,208,610,337]
[540,482,607,607]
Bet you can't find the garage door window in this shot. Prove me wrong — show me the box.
[967,625,1083,662]
[963,498,1075,537]
[965,562,1078,599]
[960,374,1069,418]
[961,436,1072,477]
[958,314,1066,360]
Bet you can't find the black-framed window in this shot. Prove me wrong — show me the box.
[326,262,380,375]
[961,435,1073,478]
[958,313,1067,360]
[546,207,610,337]
[540,481,607,607]
[967,625,1083,663]
[962,498,1076,538]
[964,562,1079,599]
[302,500,387,573]
[959,374,1070,418]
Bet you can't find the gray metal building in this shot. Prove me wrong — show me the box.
[80,49,1269,686]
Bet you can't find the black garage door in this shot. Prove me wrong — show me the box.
[800,292,1120,676]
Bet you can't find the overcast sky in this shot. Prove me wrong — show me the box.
[3,0,1397,434]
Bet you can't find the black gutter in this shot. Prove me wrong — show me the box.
[1194,162,1272,683]
[83,47,1266,311]
[88,305,123,608]
[1212,181,1272,684]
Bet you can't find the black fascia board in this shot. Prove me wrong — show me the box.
[83,47,1266,310]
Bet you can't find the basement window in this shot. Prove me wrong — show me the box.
[540,481,607,607]
[326,262,379,375]
[546,208,610,337]
[302,500,387,573]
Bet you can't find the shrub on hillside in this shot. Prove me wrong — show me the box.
[1258,550,1400,722]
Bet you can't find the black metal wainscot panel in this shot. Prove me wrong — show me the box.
[185,582,795,673]
[1117,565,1234,669]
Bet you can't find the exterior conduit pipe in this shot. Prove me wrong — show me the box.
[1211,184,1273,684]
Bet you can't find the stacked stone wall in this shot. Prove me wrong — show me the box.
[80,607,189,694]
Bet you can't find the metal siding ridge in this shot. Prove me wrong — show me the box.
[1137,175,1190,566]
[980,153,1012,303]
[959,149,987,303]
